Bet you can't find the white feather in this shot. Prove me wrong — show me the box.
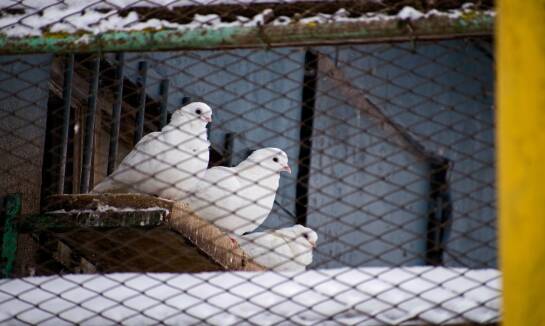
[92,102,212,200]
[237,225,318,271]
[188,147,290,235]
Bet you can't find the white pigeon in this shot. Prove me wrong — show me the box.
[92,102,212,200]
[237,225,318,271]
[188,147,291,235]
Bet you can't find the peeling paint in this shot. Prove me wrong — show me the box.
[0,14,493,54]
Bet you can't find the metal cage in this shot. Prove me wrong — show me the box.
[0,1,499,325]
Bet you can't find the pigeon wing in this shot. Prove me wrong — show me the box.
[91,131,162,193]
[238,230,294,270]
[188,167,242,230]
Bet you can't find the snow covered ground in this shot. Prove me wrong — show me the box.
[0,267,500,325]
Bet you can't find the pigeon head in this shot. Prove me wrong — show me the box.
[291,224,318,248]
[248,147,291,174]
[280,224,317,268]
[171,102,213,125]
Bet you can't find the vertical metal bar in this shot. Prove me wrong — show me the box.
[80,56,100,193]
[425,159,452,266]
[134,61,147,143]
[107,53,125,175]
[223,132,235,166]
[159,79,170,129]
[1,194,21,278]
[296,50,318,226]
[499,1,545,324]
[57,54,74,194]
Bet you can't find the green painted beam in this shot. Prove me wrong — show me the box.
[0,12,493,54]
[1,194,21,278]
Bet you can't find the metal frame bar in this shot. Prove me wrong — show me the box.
[107,53,125,175]
[1,194,20,278]
[499,1,545,325]
[223,132,235,166]
[80,56,101,193]
[296,50,318,226]
[134,61,147,143]
[159,79,170,129]
[57,54,74,194]
[0,14,493,54]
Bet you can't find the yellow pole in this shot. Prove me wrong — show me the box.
[498,1,545,325]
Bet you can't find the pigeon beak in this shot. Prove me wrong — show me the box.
[308,239,316,248]
[201,115,212,123]
[281,164,291,174]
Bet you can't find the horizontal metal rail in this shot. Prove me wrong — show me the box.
[0,13,493,54]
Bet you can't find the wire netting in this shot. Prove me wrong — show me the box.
[0,0,499,325]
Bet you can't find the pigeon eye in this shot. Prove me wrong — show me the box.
[303,233,309,239]
[273,157,279,163]
[195,109,202,115]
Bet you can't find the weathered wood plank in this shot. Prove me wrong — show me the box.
[49,227,221,273]
[52,239,97,273]
[32,194,266,272]
[168,201,265,271]
[46,193,173,211]
[18,210,166,231]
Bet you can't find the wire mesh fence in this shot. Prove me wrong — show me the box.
[0,0,499,325]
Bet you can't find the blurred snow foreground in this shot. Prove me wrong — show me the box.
[0,267,500,325]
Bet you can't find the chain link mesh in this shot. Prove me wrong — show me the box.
[0,1,498,325]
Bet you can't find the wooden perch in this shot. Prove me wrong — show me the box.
[317,53,447,165]
[46,193,172,211]
[53,239,97,274]
[169,201,263,271]
[26,194,265,273]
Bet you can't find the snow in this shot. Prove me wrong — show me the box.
[1,0,344,10]
[0,267,500,325]
[398,6,425,20]
[47,204,169,214]
[0,2,495,38]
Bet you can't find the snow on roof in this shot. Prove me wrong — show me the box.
[0,1,495,38]
[3,0,343,10]
[0,267,500,325]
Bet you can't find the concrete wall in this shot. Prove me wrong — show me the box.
[308,40,495,268]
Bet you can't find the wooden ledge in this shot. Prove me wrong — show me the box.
[21,194,265,273]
